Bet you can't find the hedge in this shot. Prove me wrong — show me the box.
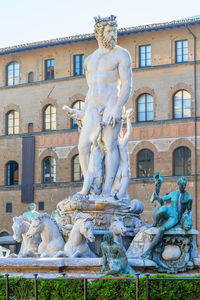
[0,274,200,300]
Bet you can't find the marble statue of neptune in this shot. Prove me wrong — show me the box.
[78,15,132,196]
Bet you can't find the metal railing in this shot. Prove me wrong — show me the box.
[1,273,140,300]
[2,273,200,299]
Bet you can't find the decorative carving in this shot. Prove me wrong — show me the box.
[147,227,195,273]
[62,211,96,258]
[92,214,107,227]
[26,213,65,257]
[12,216,41,257]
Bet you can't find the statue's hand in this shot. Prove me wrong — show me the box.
[106,107,121,127]
[150,192,157,203]
[63,105,75,115]
[63,105,70,111]
[101,266,106,273]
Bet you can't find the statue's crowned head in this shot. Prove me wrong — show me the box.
[94,15,118,49]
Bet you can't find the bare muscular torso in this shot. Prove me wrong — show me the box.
[85,46,125,112]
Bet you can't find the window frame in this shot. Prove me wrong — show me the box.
[137,93,154,122]
[6,161,19,186]
[42,156,56,184]
[73,54,84,76]
[175,40,188,63]
[139,45,151,68]
[43,104,56,131]
[38,202,44,211]
[72,154,83,182]
[173,90,191,119]
[6,110,19,135]
[6,202,12,214]
[173,146,191,176]
[137,149,154,178]
[6,61,20,86]
[44,58,54,80]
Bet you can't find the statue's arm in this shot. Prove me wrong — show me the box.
[117,50,132,109]
[107,50,132,127]
[161,193,172,202]
[63,105,84,121]
[187,194,193,213]
[152,193,171,205]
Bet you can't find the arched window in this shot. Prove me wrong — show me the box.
[137,149,154,178]
[28,72,34,83]
[173,146,191,176]
[43,156,56,183]
[6,62,19,86]
[173,90,191,119]
[6,110,19,134]
[6,161,19,185]
[71,100,84,128]
[137,94,153,122]
[72,154,82,181]
[43,105,56,130]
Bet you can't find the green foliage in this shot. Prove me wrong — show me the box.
[146,274,200,300]
[1,274,200,300]
[9,277,34,300]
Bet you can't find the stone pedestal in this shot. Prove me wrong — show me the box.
[56,195,143,256]
[127,225,199,273]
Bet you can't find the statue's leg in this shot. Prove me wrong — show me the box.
[117,174,129,199]
[105,261,121,275]
[142,215,177,260]
[78,110,100,176]
[106,268,121,275]
[71,250,82,258]
[79,170,94,195]
[153,205,168,227]
[102,122,121,195]
[78,134,91,177]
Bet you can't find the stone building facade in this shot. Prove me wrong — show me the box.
[0,17,200,247]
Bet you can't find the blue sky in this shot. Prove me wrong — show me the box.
[0,0,199,48]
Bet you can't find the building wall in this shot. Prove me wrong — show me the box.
[0,24,199,245]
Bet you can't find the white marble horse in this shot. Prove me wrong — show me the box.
[12,216,41,257]
[26,213,65,257]
[62,212,96,258]
[109,216,126,247]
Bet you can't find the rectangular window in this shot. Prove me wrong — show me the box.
[39,202,44,211]
[6,202,12,213]
[73,54,84,76]
[45,59,54,80]
[175,40,188,63]
[28,123,33,133]
[139,45,151,67]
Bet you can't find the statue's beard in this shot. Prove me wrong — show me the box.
[101,36,116,49]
